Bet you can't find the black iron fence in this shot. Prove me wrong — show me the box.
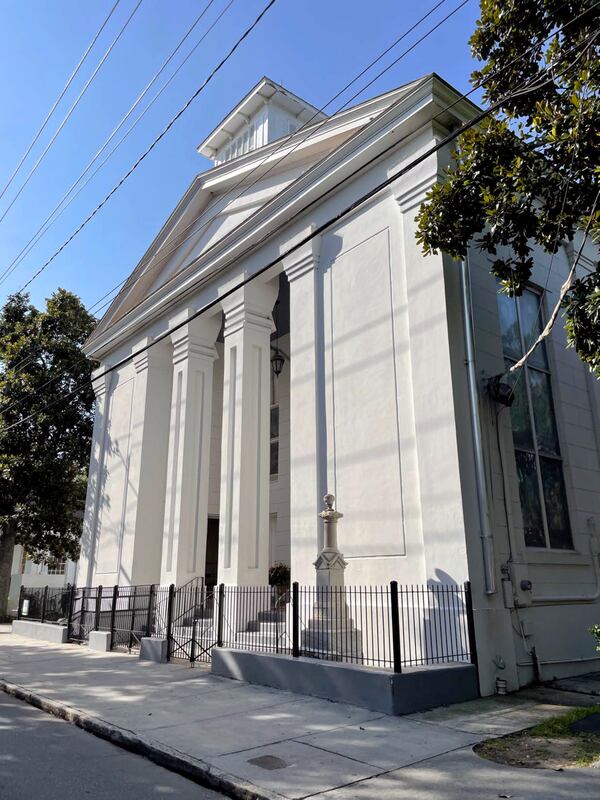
[17,580,476,672]
[17,585,72,624]
[217,582,474,672]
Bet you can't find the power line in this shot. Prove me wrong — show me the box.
[14,0,279,295]
[0,0,236,289]
[0,0,123,205]
[45,0,473,319]
[88,0,587,331]
[0,0,145,228]
[3,29,593,431]
[3,0,459,379]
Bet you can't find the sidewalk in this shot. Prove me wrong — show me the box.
[0,625,598,799]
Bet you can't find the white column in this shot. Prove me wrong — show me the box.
[282,237,325,585]
[218,280,278,586]
[119,340,172,585]
[77,369,112,587]
[160,314,221,586]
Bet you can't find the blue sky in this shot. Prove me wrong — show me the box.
[0,0,481,313]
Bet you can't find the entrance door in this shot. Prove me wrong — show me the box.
[205,517,219,590]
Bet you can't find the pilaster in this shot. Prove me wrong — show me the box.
[282,236,325,584]
[77,368,112,587]
[161,314,221,586]
[218,280,278,585]
[119,340,172,585]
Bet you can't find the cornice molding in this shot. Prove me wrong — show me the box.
[86,75,476,360]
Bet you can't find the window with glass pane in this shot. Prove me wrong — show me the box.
[270,405,279,477]
[497,288,572,549]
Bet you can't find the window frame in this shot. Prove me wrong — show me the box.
[502,286,573,550]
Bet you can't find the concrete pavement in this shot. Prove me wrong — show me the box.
[1,626,598,799]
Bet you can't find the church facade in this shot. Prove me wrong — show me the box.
[79,74,600,696]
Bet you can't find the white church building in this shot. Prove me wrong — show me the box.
[78,74,600,696]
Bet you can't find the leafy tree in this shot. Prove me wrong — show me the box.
[416,0,600,372]
[0,290,96,617]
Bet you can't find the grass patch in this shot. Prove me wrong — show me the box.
[530,705,600,737]
[475,706,600,769]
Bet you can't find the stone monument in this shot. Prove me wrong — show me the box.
[301,494,362,660]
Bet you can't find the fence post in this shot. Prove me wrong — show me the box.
[94,585,103,631]
[464,580,478,668]
[66,584,75,639]
[145,584,155,637]
[41,585,49,624]
[165,584,175,661]
[390,581,402,674]
[190,584,199,665]
[292,582,300,658]
[109,585,118,649]
[216,583,225,647]
[17,585,24,620]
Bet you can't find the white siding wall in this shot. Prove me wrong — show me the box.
[468,243,600,687]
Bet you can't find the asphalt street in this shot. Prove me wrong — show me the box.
[0,692,223,799]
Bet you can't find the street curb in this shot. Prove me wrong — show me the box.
[0,680,283,800]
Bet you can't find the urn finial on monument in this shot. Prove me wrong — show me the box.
[314,493,347,588]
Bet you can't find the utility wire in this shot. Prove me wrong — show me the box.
[0,0,235,289]
[19,0,469,319]
[3,0,459,378]
[14,0,279,295]
[4,0,590,386]
[0,0,145,228]
[88,0,591,331]
[3,28,593,431]
[0,0,122,205]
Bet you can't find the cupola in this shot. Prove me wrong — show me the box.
[198,77,327,165]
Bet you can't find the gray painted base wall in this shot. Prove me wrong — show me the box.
[12,620,68,644]
[211,648,479,715]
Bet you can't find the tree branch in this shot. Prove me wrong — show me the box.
[508,187,600,374]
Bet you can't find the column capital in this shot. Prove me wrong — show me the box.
[393,171,444,214]
[169,314,221,366]
[91,368,111,399]
[133,338,171,374]
[282,231,321,282]
[221,280,277,339]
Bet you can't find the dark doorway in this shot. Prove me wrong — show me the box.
[205,518,219,590]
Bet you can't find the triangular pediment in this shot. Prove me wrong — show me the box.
[86,75,460,353]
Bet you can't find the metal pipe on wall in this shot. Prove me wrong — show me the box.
[460,255,496,594]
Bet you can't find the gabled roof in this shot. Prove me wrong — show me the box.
[86,74,479,357]
[198,76,328,159]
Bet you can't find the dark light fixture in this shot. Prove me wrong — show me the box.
[271,299,285,377]
[271,349,285,377]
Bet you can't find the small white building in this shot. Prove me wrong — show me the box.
[8,545,77,617]
[79,75,600,696]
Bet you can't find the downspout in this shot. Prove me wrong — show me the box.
[460,255,496,594]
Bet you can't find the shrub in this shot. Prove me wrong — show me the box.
[269,562,290,589]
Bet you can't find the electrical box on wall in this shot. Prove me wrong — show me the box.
[508,563,533,606]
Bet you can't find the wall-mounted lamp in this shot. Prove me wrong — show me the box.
[271,299,285,378]
[271,349,285,377]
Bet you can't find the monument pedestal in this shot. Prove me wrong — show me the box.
[301,495,362,660]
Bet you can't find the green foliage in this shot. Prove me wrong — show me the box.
[269,562,291,588]
[591,624,600,652]
[416,0,600,372]
[0,289,96,563]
